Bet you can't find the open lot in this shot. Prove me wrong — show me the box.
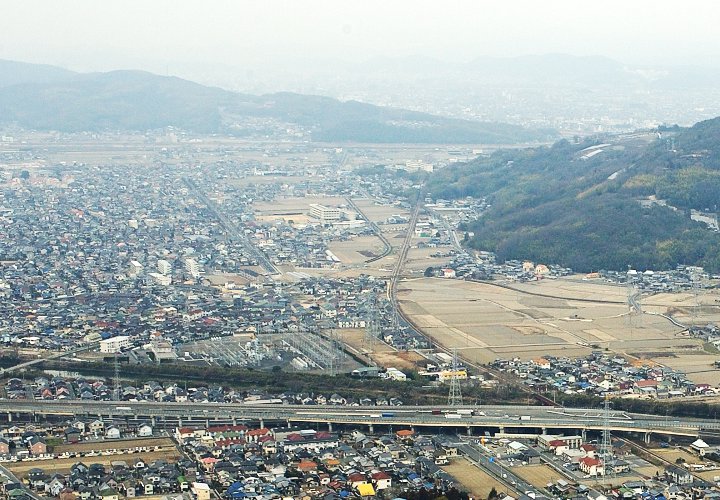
[6,450,181,478]
[53,437,174,454]
[335,328,426,370]
[351,199,409,224]
[327,236,386,265]
[398,277,720,378]
[696,469,720,482]
[513,464,564,489]
[652,448,703,465]
[253,196,349,217]
[442,458,512,499]
[405,245,455,273]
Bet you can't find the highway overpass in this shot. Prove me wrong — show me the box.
[1,400,718,441]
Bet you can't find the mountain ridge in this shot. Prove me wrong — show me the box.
[0,59,554,143]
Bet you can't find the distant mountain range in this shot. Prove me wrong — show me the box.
[427,117,720,273]
[0,59,555,143]
[353,53,720,89]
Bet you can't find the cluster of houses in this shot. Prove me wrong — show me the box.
[489,433,720,499]
[597,265,719,293]
[0,158,421,362]
[428,251,573,283]
[491,352,718,399]
[1,456,211,500]
[177,424,461,500]
[687,323,720,352]
[2,376,407,409]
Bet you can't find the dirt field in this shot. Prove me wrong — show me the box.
[513,464,564,488]
[351,199,409,224]
[398,277,720,378]
[442,458,512,499]
[405,246,455,272]
[652,448,702,464]
[335,328,426,370]
[54,437,174,454]
[7,450,181,478]
[650,353,720,385]
[253,196,348,216]
[327,236,386,265]
[695,469,720,482]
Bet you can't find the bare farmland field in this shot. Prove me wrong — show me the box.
[398,277,720,375]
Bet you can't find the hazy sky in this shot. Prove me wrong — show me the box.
[2,0,719,73]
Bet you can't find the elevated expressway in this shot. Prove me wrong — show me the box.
[1,400,718,442]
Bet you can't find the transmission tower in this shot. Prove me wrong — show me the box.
[364,300,380,355]
[626,269,642,330]
[601,395,614,479]
[113,354,121,402]
[326,329,344,376]
[691,271,703,327]
[448,348,463,406]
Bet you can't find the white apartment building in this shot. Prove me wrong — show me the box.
[100,335,131,353]
[184,258,201,278]
[309,204,341,224]
[157,259,172,275]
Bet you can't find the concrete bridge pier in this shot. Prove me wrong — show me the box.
[369,423,374,433]
[581,429,587,441]
[644,432,651,444]
[328,422,333,432]
[499,426,504,435]
[7,411,11,422]
[543,427,548,435]
[259,418,264,429]
[152,416,157,426]
[466,427,472,436]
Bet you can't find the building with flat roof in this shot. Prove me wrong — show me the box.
[100,335,131,353]
[309,204,341,224]
[148,272,172,286]
[157,259,172,275]
[184,258,201,278]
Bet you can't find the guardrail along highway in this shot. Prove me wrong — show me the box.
[1,400,718,440]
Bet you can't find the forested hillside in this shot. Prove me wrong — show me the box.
[427,118,720,272]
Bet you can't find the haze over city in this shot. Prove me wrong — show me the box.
[3,0,720,82]
[2,2,720,499]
